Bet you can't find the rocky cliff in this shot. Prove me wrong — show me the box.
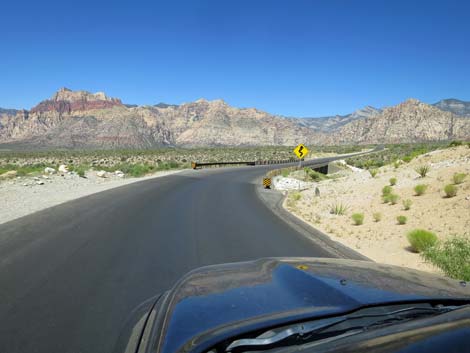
[0,89,469,148]
[329,99,470,144]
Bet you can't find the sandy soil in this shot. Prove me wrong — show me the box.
[281,146,470,274]
[0,169,182,225]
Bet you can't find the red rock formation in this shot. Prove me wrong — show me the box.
[30,88,122,113]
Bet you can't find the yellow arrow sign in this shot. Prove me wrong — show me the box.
[293,144,309,159]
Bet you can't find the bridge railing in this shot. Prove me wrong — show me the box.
[191,158,298,169]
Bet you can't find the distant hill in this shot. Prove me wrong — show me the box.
[289,106,381,133]
[433,99,470,116]
[0,108,20,116]
[0,88,469,149]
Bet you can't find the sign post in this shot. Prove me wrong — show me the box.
[293,144,309,168]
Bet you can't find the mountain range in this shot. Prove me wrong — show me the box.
[0,88,469,149]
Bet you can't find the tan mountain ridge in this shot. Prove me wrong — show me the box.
[329,99,470,144]
[0,89,469,148]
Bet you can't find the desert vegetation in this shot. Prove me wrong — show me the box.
[329,203,349,215]
[422,236,470,281]
[407,229,437,253]
[351,213,364,225]
[346,142,449,169]
[414,184,428,196]
[281,143,470,280]
[415,165,430,178]
[373,212,382,222]
[453,172,467,185]
[396,215,407,225]
[444,184,457,198]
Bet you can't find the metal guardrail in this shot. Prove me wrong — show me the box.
[191,158,298,169]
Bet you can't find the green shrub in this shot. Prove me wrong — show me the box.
[415,165,430,178]
[448,140,463,147]
[68,164,88,178]
[453,173,467,185]
[382,185,393,196]
[397,215,407,225]
[0,163,47,176]
[351,213,364,225]
[444,184,457,198]
[305,169,326,181]
[281,170,289,177]
[373,212,382,222]
[394,161,401,169]
[407,229,438,253]
[382,194,391,203]
[389,193,400,205]
[402,155,412,163]
[329,203,348,215]
[414,184,428,196]
[369,169,378,178]
[423,237,470,281]
[389,177,397,186]
[402,199,412,210]
[290,192,301,201]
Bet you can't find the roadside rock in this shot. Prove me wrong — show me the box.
[114,170,125,178]
[58,165,69,173]
[36,180,45,185]
[44,167,56,174]
[96,170,107,178]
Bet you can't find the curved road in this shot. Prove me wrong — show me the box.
[0,154,370,353]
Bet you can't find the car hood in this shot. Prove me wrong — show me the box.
[134,258,470,353]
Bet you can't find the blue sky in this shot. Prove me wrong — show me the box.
[1,0,469,117]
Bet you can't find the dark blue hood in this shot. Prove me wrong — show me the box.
[148,258,470,353]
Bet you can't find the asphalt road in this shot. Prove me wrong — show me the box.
[0,153,371,353]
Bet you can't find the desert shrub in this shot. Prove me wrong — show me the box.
[444,184,457,198]
[329,203,348,215]
[0,163,47,176]
[305,169,326,181]
[389,193,400,205]
[402,199,412,210]
[415,165,430,178]
[290,192,301,201]
[351,213,364,225]
[448,140,463,147]
[453,173,467,185]
[397,215,407,225]
[157,160,180,170]
[414,184,428,196]
[423,237,470,281]
[393,161,401,169]
[369,169,378,178]
[101,163,157,177]
[382,185,393,196]
[407,229,438,253]
[281,170,289,177]
[373,212,382,222]
[68,164,88,178]
[389,177,397,186]
[402,155,412,163]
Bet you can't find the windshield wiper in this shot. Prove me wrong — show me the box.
[226,305,459,352]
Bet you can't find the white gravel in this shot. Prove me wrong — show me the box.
[272,176,315,191]
[0,169,182,225]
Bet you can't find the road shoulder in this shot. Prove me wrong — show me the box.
[255,182,371,261]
